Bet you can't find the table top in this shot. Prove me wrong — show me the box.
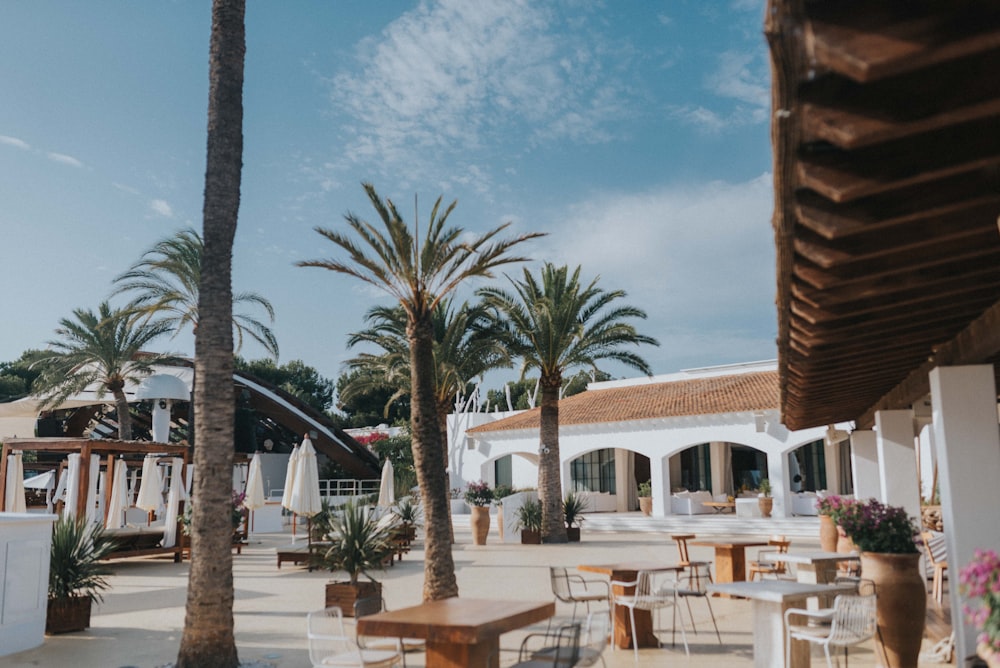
[356,598,554,644]
[703,501,735,507]
[690,538,770,548]
[707,580,856,603]
[578,561,686,576]
[762,550,860,565]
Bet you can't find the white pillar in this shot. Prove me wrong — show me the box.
[917,424,935,503]
[710,441,727,496]
[649,457,669,518]
[767,449,790,518]
[874,409,921,525]
[823,442,842,493]
[930,365,1000,665]
[850,430,880,499]
[151,399,171,443]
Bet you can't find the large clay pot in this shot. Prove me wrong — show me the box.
[470,505,491,545]
[758,496,773,518]
[496,510,504,540]
[638,497,652,516]
[861,552,926,668]
[979,642,1000,668]
[837,527,860,574]
[819,514,838,552]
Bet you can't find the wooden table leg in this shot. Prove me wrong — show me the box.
[715,546,748,582]
[425,637,498,667]
[611,604,658,649]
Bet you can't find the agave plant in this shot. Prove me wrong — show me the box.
[392,496,423,527]
[49,516,117,602]
[316,500,394,585]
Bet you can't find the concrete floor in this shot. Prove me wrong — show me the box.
[4,514,955,667]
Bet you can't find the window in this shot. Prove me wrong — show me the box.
[570,448,616,493]
[494,455,512,488]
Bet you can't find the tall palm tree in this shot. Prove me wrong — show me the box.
[479,263,659,542]
[176,0,244,665]
[113,227,278,359]
[299,183,542,600]
[30,302,175,441]
[343,298,508,443]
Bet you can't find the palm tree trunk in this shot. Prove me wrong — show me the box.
[176,0,244,665]
[112,388,132,441]
[538,375,567,543]
[436,407,455,544]
[410,316,459,600]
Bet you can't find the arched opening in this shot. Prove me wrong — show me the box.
[788,439,826,492]
[730,444,767,492]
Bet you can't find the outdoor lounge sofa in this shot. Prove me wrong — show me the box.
[671,490,715,515]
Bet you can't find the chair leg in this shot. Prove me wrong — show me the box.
[629,607,639,665]
[703,595,722,644]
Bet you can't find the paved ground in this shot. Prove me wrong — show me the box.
[4,514,955,667]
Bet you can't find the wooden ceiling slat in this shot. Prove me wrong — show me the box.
[789,306,988,347]
[807,4,1000,82]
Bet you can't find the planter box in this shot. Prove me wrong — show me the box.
[521,530,542,544]
[46,596,91,635]
[325,580,382,617]
[566,527,581,542]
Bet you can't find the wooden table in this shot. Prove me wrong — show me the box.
[707,581,856,668]
[762,550,860,584]
[690,538,769,583]
[703,501,735,514]
[578,561,685,650]
[355,597,554,667]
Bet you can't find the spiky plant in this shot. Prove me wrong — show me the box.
[49,516,116,602]
[317,500,394,586]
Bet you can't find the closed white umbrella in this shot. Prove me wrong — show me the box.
[136,455,163,517]
[280,445,299,511]
[377,459,395,508]
[63,453,81,518]
[244,452,266,535]
[4,452,26,513]
[289,436,322,544]
[105,459,129,529]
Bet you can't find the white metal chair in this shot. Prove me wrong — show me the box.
[522,611,608,667]
[549,566,611,623]
[611,570,688,664]
[307,606,403,668]
[784,593,877,668]
[667,562,722,646]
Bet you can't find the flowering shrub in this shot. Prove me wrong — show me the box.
[816,494,858,524]
[837,498,918,554]
[181,489,247,535]
[463,480,493,507]
[960,548,1000,653]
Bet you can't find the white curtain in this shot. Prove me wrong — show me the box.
[63,453,81,518]
[162,457,185,548]
[4,453,26,513]
[85,455,101,525]
[105,459,129,530]
[136,455,164,516]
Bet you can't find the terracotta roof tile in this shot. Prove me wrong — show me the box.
[467,370,779,434]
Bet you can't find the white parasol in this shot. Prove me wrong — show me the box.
[244,452,266,534]
[280,445,299,511]
[4,452,26,513]
[105,459,129,529]
[288,436,322,543]
[377,459,395,508]
[136,454,163,515]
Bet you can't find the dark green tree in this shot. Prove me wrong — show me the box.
[479,263,658,543]
[234,357,335,413]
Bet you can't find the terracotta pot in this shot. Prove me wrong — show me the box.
[979,642,1000,668]
[325,580,382,617]
[470,506,491,545]
[496,511,504,540]
[46,596,92,634]
[837,527,860,574]
[819,514,838,552]
[861,552,926,668]
[758,497,773,518]
[638,497,652,516]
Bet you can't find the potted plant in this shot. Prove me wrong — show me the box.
[637,480,652,516]
[757,478,773,518]
[960,548,1000,666]
[492,484,514,540]
[47,516,116,634]
[838,498,923,667]
[563,492,589,542]
[464,480,493,546]
[391,496,422,543]
[515,498,543,544]
[314,499,394,616]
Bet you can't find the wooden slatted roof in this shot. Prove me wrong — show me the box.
[767,0,1000,430]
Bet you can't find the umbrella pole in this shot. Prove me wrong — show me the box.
[292,512,297,540]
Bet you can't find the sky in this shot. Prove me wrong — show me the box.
[0,1,776,394]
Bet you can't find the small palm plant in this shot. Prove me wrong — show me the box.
[47,516,117,633]
[316,500,393,586]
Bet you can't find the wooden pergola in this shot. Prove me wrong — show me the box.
[766,0,1000,430]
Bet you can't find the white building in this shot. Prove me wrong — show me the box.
[447,361,852,518]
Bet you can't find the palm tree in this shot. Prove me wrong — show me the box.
[299,183,542,600]
[113,227,278,359]
[176,0,244,665]
[343,298,508,442]
[30,302,175,441]
[479,263,659,542]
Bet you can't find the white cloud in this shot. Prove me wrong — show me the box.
[535,174,777,371]
[708,51,769,108]
[329,0,627,186]
[0,135,30,150]
[112,182,140,196]
[46,152,84,168]
[149,199,173,217]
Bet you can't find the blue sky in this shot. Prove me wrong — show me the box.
[0,1,775,390]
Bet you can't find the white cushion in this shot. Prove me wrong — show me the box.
[674,491,690,500]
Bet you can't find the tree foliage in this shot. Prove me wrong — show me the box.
[235,356,335,413]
